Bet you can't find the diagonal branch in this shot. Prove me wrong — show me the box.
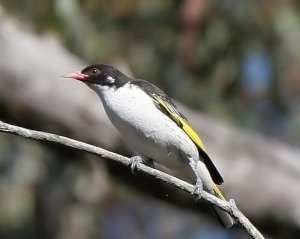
[0,120,264,239]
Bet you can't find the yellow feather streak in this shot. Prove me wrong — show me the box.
[154,96,226,200]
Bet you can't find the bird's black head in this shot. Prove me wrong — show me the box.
[63,64,130,87]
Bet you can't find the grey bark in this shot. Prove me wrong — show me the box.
[0,120,265,239]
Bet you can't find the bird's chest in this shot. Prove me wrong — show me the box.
[96,84,198,168]
[100,85,166,141]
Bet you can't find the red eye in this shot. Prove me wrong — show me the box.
[92,68,98,75]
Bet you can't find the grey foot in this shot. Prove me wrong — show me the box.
[229,199,236,206]
[191,179,203,199]
[130,156,143,174]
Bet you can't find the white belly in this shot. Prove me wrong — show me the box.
[92,83,199,172]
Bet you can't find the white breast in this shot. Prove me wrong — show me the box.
[89,83,199,172]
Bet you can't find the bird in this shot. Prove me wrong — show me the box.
[63,64,234,228]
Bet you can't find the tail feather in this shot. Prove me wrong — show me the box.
[212,184,235,228]
[212,206,234,228]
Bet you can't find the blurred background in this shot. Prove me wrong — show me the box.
[0,0,300,238]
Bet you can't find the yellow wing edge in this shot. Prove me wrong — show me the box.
[154,95,226,200]
[154,96,207,153]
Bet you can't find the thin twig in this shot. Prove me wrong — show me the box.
[0,120,265,239]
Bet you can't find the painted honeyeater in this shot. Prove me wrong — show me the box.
[63,64,234,228]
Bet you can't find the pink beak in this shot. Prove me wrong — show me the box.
[62,71,89,81]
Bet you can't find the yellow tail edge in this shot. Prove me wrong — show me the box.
[213,183,226,201]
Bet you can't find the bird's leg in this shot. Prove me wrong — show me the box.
[188,157,204,199]
[192,178,203,199]
[130,155,153,174]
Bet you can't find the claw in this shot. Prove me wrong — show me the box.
[191,179,203,199]
[229,199,236,206]
[130,156,143,174]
